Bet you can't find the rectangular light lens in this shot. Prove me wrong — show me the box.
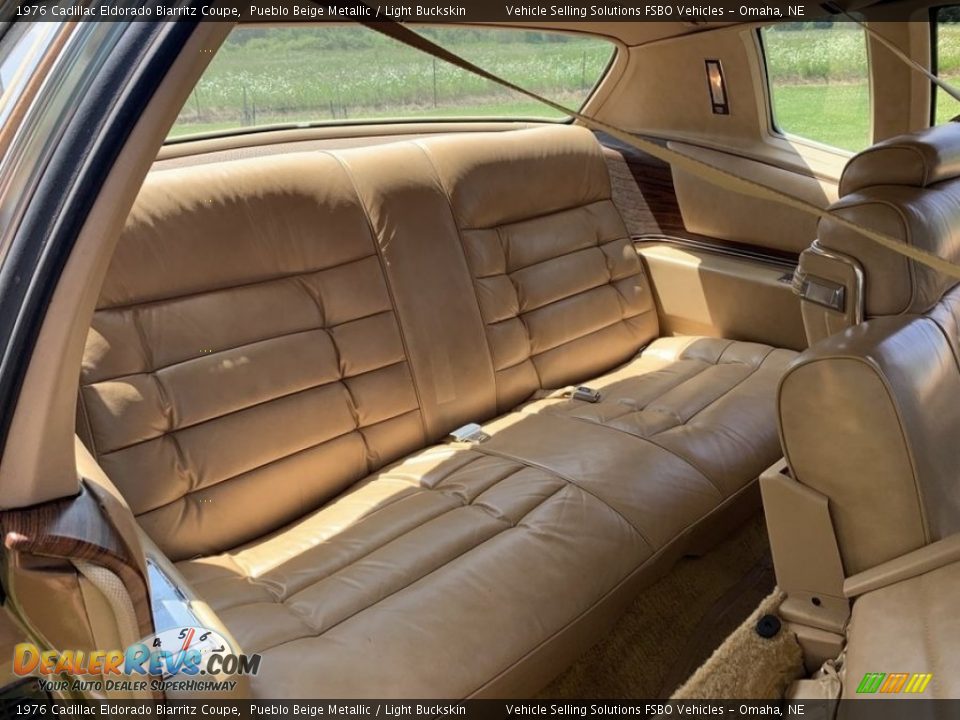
[705,59,729,115]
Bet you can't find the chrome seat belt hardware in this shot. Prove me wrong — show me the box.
[446,423,491,444]
[797,275,846,312]
[568,386,601,403]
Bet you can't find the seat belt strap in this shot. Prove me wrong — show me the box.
[350,14,960,282]
[836,8,960,105]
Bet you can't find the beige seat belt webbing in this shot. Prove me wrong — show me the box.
[841,11,960,105]
[355,18,960,281]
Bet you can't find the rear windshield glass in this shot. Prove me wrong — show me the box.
[168,26,616,139]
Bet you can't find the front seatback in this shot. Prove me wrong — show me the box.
[798,124,960,344]
[420,126,660,411]
[778,301,960,575]
[80,154,427,560]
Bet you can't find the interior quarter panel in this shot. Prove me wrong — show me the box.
[669,142,840,255]
[638,242,807,352]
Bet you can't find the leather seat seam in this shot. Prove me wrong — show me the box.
[679,346,776,426]
[84,309,398,387]
[458,198,612,236]
[528,306,657,358]
[98,359,415,458]
[520,276,652,323]
[466,444,656,550]
[134,413,418,519]
[96,250,380,313]
[250,483,570,650]
[517,268,623,316]
[278,464,535,609]
[553,413,725,498]
[202,453,498,609]
[500,234,612,277]
[466,481,760,698]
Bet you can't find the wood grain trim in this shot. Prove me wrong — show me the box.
[598,131,800,263]
[0,485,154,642]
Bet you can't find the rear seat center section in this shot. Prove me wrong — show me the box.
[79,126,796,698]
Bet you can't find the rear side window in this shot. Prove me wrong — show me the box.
[935,7,960,123]
[761,22,871,152]
[168,27,615,139]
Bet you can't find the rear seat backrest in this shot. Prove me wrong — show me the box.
[799,124,960,344]
[420,126,660,410]
[80,154,426,560]
[81,127,659,561]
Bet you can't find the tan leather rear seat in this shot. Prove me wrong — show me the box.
[80,126,794,697]
[771,124,960,699]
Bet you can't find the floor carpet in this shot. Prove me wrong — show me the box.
[539,512,776,699]
[672,590,804,700]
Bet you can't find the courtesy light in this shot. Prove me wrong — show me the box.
[705,59,729,115]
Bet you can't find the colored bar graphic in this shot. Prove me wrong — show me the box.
[857,672,933,694]
[856,673,885,694]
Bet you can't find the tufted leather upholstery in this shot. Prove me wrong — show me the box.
[80,155,426,561]
[422,127,659,411]
[81,126,793,697]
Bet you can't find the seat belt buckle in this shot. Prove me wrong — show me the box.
[446,423,490,444]
[569,386,601,403]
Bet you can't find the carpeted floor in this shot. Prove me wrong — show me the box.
[672,590,804,700]
[539,513,777,699]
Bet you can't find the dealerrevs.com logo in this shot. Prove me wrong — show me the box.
[13,626,261,695]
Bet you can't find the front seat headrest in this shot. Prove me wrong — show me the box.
[839,123,960,197]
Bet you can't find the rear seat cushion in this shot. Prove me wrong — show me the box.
[479,337,795,547]
[518,337,796,497]
[420,126,660,411]
[842,560,960,699]
[178,445,650,697]
[174,334,793,697]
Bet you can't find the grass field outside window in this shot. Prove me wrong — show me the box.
[168,24,960,145]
